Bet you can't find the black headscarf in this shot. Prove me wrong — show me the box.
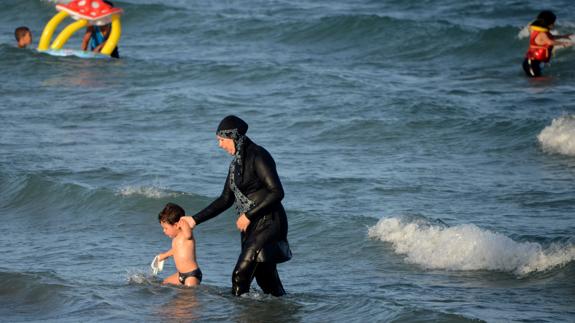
[217,115,248,136]
[216,115,249,162]
[216,115,255,214]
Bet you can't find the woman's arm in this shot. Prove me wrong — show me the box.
[244,148,284,221]
[188,173,235,226]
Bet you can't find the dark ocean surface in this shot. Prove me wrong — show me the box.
[1,0,574,322]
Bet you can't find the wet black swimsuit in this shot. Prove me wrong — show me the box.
[178,268,202,285]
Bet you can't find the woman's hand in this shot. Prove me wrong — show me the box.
[181,216,197,230]
[236,213,250,232]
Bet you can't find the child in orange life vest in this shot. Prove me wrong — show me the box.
[523,10,573,78]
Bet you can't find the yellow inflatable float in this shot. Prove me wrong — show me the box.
[38,0,123,57]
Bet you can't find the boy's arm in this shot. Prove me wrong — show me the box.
[178,218,193,240]
[158,248,174,261]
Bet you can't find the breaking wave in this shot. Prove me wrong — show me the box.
[368,216,575,275]
[537,115,575,157]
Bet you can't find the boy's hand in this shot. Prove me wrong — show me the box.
[236,213,250,232]
[181,216,196,230]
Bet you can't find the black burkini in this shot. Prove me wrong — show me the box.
[192,116,292,296]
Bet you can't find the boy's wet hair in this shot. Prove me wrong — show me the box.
[159,203,185,225]
[14,26,30,41]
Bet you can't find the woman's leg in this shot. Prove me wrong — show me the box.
[231,255,286,296]
[232,250,258,296]
[255,262,285,297]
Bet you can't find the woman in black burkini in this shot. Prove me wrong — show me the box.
[182,115,292,296]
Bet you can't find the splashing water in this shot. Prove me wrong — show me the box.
[126,269,158,285]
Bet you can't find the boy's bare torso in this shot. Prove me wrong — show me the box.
[172,231,198,273]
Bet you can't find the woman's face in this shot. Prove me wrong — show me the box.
[217,135,236,155]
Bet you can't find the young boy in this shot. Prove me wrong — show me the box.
[157,203,202,286]
[14,26,32,49]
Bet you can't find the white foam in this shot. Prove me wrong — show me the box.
[517,25,530,39]
[537,115,575,157]
[116,185,175,199]
[368,217,575,275]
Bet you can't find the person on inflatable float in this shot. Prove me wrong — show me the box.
[522,10,572,78]
[80,0,120,58]
[182,115,292,297]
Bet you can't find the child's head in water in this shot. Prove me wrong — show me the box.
[532,10,557,30]
[14,26,32,48]
[158,203,185,238]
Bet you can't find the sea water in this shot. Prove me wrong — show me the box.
[1,0,574,322]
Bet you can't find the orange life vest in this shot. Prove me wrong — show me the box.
[525,26,553,62]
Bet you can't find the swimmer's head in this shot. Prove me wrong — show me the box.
[217,115,249,137]
[158,203,185,225]
[159,203,185,238]
[14,26,32,48]
[216,115,249,156]
[532,10,556,29]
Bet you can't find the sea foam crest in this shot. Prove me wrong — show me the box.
[117,185,174,199]
[537,115,575,157]
[368,217,575,275]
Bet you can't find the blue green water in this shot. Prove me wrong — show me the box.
[1,0,575,322]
